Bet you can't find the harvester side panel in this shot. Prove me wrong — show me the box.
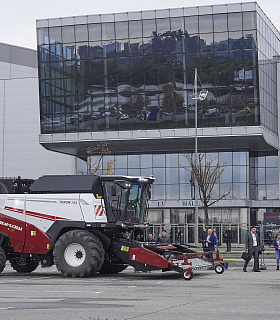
[0,195,26,252]
[79,194,107,223]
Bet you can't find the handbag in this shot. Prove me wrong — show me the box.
[258,244,265,254]
[241,251,250,261]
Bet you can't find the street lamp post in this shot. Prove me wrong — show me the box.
[191,68,208,248]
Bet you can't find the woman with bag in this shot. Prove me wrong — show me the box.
[273,233,280,270]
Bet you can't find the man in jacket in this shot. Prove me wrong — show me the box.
[158,230,170,244]
[205,229,216,259]
[243,226,261,272]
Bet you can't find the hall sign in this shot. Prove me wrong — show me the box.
[156,201,195,207]
[182,201,195,207]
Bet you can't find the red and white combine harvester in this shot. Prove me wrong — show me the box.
[0,175,224,280]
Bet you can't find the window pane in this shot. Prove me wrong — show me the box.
[257,168,265,184]
[62,26,75,43]
[267,184,279,200]
[38,28,49,45]
[166,168,179,184]
[228,13,242,31]
[128,155,140,168]
[152,185,165,200]
[243,12,255,30]
[166,184,179,200]
[220,166,232,183]
[75,25,88,42]
[114,155,127,168]
[129,20,142,38]
[143,19,156,38]
[88,24,102,41]
[233,152,247,165]
[153,154,165,167]
[266,168,279,184]
[213,14,227,32]
[185,16,198,34]
[233,166,247,182]
[219,152,232,165]
[153,168,165,184]
[166,153,178,167]
[199,15,213,33]
[49,27,62,43]
[232,183,247,199]
[141,154,152,168]
[115,21,128,39]
[266,155,278,167]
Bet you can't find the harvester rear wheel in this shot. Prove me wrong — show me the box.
[0,247,6,273]
[53,230,104,278]
[10,259,39,273]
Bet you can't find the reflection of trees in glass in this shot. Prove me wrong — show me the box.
[161,83,184,113]
[132,94,151,115]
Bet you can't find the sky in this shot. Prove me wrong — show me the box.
[0,0,279,50]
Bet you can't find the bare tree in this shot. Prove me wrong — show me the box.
[181,153,231,225]
[86,142,117,175]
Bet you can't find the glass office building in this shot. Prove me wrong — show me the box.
[36,2,280,243]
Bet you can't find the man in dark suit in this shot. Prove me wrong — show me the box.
[205,228,216,259]
[201,228,207,251]
[243,226,261,272]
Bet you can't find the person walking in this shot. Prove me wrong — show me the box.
[243,226,261,272]
[273,233,280,270]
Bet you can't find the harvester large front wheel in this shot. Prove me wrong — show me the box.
[53,230,104,277]
[0,247,6,273]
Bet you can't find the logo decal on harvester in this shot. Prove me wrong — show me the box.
[94,205,104,217]
[0,220,22,231]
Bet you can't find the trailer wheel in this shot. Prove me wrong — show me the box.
[10,259,39,273]
[214,264,224,274]
[182,270,193,280]
[99,264,128,274]
[53,230,105,278]
[0,248,6,273]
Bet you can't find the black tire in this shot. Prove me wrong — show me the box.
[10,259,39,273]
[0,247,6,273]
[99,264,128,274]
[0,181,10,194]
[53,230,105,278]
[215,264,225,274]
[182,270,194,280]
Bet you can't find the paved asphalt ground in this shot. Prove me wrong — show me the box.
[0,262,279,320]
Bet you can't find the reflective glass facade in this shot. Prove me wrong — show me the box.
[37,3,279,134]
[77,151,279,201]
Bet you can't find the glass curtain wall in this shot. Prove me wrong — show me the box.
[37,7,263,133]
[77,151,279,201]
